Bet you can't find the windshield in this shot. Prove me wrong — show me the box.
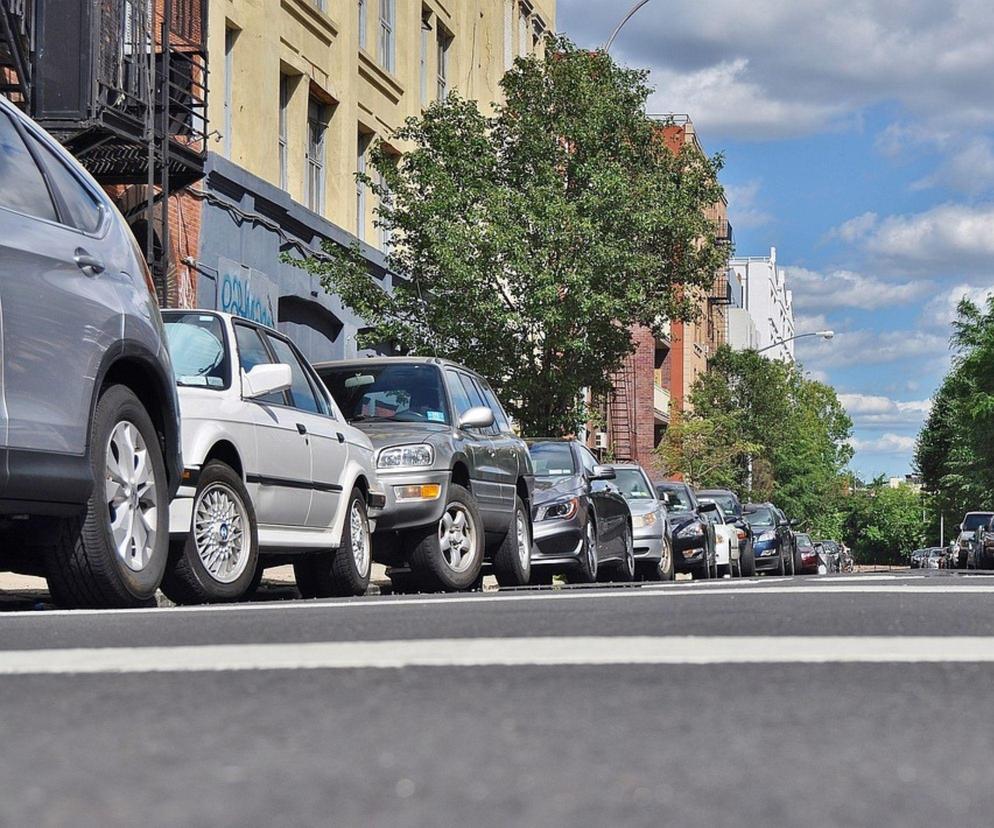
[700,493,738,516]
[796,533,814,550]
[963,514,993,532]
[529,442,576,478]
[319,364,449,424]
[614,468,655,500]
[744,507,776,528]
[820,541,839,553]
[657,485,692,512]
[164,314,229,389]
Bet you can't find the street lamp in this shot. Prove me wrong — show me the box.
[605,0,654,53]
[755,330,834,355]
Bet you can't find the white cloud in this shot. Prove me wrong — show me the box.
[838,394,932,429]
[724,180,773,230]
[796,328,948,369]
[850,433,918,454]
[921,283,994,328]
[788,266,931,312]
[912,137,994,195]
[829,212,879,243]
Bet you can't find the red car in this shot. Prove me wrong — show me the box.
[796,532,820,574]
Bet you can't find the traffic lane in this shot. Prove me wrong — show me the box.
[1,663,991,828]
[7,577,994,650]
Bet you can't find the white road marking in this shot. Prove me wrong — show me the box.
[4,636,994,674]
[4,579,994,620]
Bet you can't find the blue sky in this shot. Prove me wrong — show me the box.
[558,0,994,480]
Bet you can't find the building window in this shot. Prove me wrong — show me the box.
[503,0,514,69]
[378,0,395,73]
[356,131,370,242]
[532,16,545,53]
[518,3,529,58]
[278,74,291,191]
[223,26,237,157]
[420,9,431,105]
[436,26,451,101]
[306,98,327,213]
[358,0,367,49]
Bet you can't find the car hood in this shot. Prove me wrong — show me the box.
[349,421,451,449]
[669,512,699,531]
[533,475,583,505]
[625,500,658,517]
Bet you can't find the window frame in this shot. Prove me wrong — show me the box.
[358,0,367,49]
[356,130,369,241]
[278,74,291,191]
[378,0,395,73]
[223,26,237,158]
[263,331,332,416]
[305,97,327,214]
[436,25,451,101]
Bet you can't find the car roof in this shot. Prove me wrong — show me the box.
[697,488,737,496]
[161,308,286,339]
[314,356,476,375]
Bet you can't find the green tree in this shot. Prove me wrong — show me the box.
[288,36,727,436]
[657,415,761,489]
[842,482,925,565]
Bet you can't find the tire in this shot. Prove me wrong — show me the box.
[44,385,169,609]
[776,547,786,576]
[740,539,757,577]
[492,496,532,587]
[246,561,265,596]
[160,461,259,605]
[406,484,484,591]
[569,519,599,584]
[606,523,635,582]
[793,548,804,575]
[294,487,372,598]
[658,535,675,581]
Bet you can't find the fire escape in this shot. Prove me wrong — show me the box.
[708,219,735,351]
[0,0,208,305]
[607,354,638,463]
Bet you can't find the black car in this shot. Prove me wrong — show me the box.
[742,503,796,575]
[656,481,718,579]
[697,488,757,577]
[528,440,634,584]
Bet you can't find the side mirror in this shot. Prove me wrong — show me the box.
[242,363,292,399]
[458,406,495,430]
[698,501,718,514]
[590,464,616,481]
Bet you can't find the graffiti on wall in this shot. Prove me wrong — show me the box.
[217,258,278,328]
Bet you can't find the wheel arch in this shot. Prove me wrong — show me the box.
[202,440,244,479]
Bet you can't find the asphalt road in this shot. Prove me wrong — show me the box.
[3,571,994,827]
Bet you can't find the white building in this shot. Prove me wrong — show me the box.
[729,247,795,362]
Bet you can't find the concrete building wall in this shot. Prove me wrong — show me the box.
[730,247,795,361]
[727,307,760,351]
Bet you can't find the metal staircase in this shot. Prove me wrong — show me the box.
[608,354,638,463]
[0,0,32,109]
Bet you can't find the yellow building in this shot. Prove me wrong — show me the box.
[210,0,556,242]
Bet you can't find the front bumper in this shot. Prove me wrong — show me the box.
[531,515,584,567]
[633,530,664,562]
[373,469,451,533]
[753,540,781,571]
[673,534,706,570]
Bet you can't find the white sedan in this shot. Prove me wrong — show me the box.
[700,499,742,577]
[160,311,384,603]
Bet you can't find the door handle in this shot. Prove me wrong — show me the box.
[296,423,308,435]
[73,247,105,275]
[336,432,346,443]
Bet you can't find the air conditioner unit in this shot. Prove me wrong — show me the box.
[594,432,609,450]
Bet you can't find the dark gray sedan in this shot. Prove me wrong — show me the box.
[527,440,634,584]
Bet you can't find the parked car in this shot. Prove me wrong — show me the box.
[838,543,855,573]
[925,547,945,570]
[815,539,841,572]
[953,511,994,569]
[795,532,819,574]
[698,498,741,577]
[612,464,674,581]
[527,441,634,583]
[969,515,994,570]
[159,311,384,603]
[0,97,182,608]
[317,358,533,591]
[742,503,795,575]
[909,547,928,569]
[656,481,717,579]
[697,488,756,577]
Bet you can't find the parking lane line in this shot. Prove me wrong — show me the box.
[4,636,994,674]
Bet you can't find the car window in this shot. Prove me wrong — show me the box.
[28,133,103,233]
[320,363,449,424]
[456,374,496,434]
[614,468,655,500]
[577,445,598,475]
[265,334,324,415]
[657,485,692,512]
[163,313,230,389]
[477,380,511,433]
[445,369,474,418]
[528,442,576,477]
[0,111,58,222]
[464,376,501,436]
[743,507,775,527]
[233,324,285,405]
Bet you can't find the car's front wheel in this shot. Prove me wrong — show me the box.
[294,487,372,598]
[492,496,532,587]
[161,460,259,604]
[569,520,599,584]
[44,385,169,609]
[407,484,484,591]
[740,538,757,577]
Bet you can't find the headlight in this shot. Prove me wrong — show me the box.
[378,444,434,469]
[633,512,657,529]
[757,530,776,542]
[677,521,703,538]
[538,498,579,521]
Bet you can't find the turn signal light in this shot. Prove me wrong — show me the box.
[394,484,442,502]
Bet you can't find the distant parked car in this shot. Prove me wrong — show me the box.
[697,488,756,577]
[161,311,384,603]
[656,481,717,579]
[0,96,182,608]
[909,547,928,569]
[795,532,819,574]
[317,358,534,592]
[527,441,634,584]
[612,464,674,581]
[971,516,994,570]
[698,498,741,577]
[815,539,841,572]
[838,543,855,573]
[742,503,795,575]
[925,548,945,570]
[954,512,994,569]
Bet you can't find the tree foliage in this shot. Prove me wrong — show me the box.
[841,481,925,565]
[915,295,994,540]
[289,36,727,436]
[659,346,853,537]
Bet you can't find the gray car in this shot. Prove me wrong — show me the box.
[612,464,674,581]
[0,97,182,608]
[316,358,534,591]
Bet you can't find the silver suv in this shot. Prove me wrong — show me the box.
[316,358,534,592]
[0,97,181,608]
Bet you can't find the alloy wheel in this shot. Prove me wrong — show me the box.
[350,498,371,577]
[193,483,251,584]
[104,420,159,573]
[515,510,530,571]
[586,522,598,578]
[438,504,478,574]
